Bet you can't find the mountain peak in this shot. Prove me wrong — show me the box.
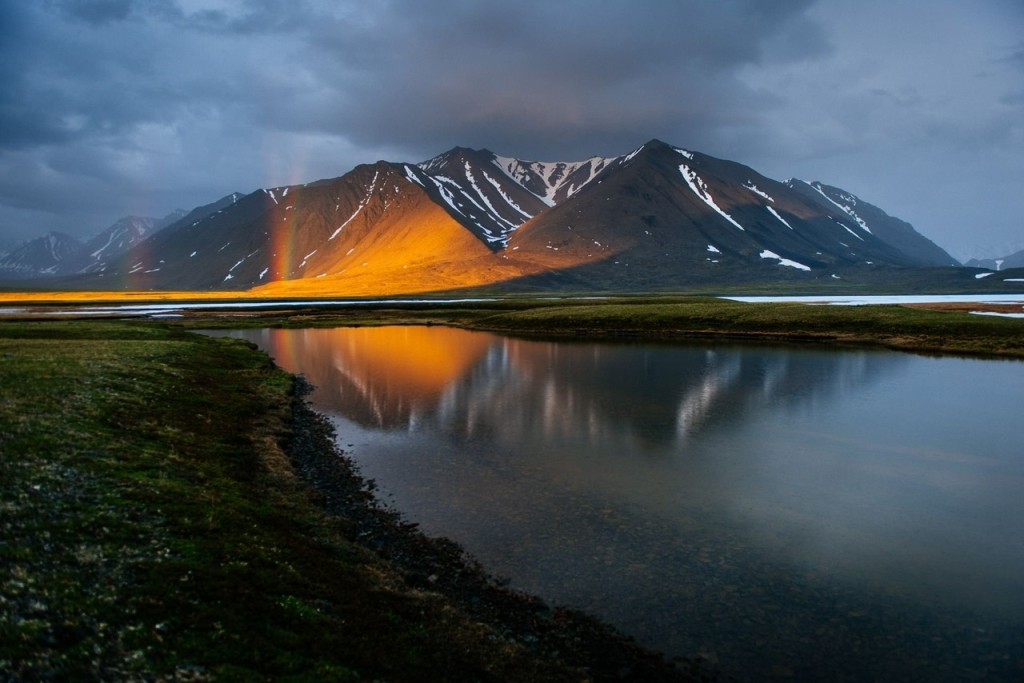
[419,146,495,171]
[642,138,672,150]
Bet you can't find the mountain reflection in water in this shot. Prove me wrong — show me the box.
[241,325,896,450]
[252,326,493,428]
[212,326,1024,682]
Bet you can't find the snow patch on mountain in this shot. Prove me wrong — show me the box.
[481,168,532,220]
[679,165,745,231]
[760,250,811,270]
[462,162,519,230]
[330,171,379,240]
[832,217,865,241]
[744,181,774,203]
[766,206,793,230]
[492,155,618,206]
[808,182,872,234]
[622,144,645,164]
[90,230,122,259]
[403,165,425,187]
[427,176,472,223]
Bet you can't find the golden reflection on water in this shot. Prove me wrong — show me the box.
[255,326,495,428]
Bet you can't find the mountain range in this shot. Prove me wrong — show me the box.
[0,212,185,280]
[5,139,1017,295]
[965,248,1024,272]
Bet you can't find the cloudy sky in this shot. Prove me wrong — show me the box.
[1,0,1022,260]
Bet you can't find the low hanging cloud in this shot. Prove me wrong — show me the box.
[0,0,1021,260]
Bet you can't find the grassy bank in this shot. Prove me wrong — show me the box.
[0,320,695,681]
[182,296,1024,359]
[470,298,1024,357]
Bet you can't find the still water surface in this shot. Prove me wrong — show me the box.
[215,326,1024,681]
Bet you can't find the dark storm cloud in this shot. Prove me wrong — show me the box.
[54,0,134,25]
[299,0,829,159]
[0,0,1021,259]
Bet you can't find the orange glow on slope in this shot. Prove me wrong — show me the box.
[255,192,510,296]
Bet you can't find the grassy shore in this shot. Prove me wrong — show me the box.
[470,298,1024,357]
[179,296,1024,359]
[0,319,699,682]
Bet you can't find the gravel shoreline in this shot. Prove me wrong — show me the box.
[284,377,717,682]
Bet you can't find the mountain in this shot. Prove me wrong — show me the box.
[65,211,189,275]
[0,210,188,281]
[0,232,83,279]
[499,141,961,290]
[84,195,243,287]
[43,140,971,294]
[0,237,18,258]
[965,248,1024,271]
[782,180,958,267]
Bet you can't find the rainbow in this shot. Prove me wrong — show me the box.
[267,188,297,282]
[121,239,153,290]
[262,145,314,283]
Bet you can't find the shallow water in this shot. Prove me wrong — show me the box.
[213,326,1024,681]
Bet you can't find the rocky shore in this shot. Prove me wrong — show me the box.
[284,378,717,682]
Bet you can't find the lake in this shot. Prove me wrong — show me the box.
[212,326,1024,681]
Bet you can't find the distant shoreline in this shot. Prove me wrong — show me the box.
[3,293,1021,359]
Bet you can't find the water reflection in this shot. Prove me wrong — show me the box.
[239,326,492,428]
[240,326,901,451]
[213,326,1024,682]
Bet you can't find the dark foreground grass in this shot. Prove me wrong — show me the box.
[0,320,693,681]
